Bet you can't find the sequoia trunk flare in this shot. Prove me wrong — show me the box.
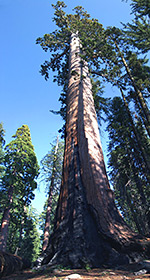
[41,33,149,268]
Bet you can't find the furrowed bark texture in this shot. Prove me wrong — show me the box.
[42,33,148,268]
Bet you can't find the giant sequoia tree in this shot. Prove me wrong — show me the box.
[37,2,150,268]
[0,125,39,252]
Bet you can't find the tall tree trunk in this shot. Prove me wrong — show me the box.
[114,41,150,137]
[125,182,143,235]
[15,205,27,255]
[0,185,14,251]
[120,87,150,174]
[125,147,148,234]
[42,137,59,252]
[41,33,149,268]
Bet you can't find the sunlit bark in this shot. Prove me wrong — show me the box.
[42,33,149,268]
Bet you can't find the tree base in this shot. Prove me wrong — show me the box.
[39,141,150,269]
[40,203,150,269]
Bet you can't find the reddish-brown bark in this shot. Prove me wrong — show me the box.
[56,34,132,241]
[40,33,150,269]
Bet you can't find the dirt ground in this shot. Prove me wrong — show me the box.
[1,267,150,280]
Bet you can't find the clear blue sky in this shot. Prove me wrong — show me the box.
[0,0,131,213]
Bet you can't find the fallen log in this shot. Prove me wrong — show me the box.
[0,251,31,278]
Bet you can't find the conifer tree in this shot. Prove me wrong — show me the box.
[6,206,41,262]
[107,97,150,235]
[0,125,39,251]
[40,138,64,251]
[123,0,150,53]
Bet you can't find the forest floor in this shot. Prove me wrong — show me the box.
[1,266,150,280]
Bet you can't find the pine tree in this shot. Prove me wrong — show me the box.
[19,206,41,262]
[123,0,150,53]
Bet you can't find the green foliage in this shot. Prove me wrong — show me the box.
[126,52,150,96]
[36,2,109,127]
[37,0,150,139]
[0,125,40,257]
[40,138,64,238]
[40,138,64,193]
[0,123,6,223]
[91,79,110,125]
[0,122,5,180]
[39,194,59,239]
[7,206,41,262]
[107,97,150,234]
[19,207,41,262]
[122,0,150,53]
[85,23,150,137]
[131,0,150,18]
[0,122,5,146]
[2,124,39,205]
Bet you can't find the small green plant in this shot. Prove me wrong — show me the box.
[85,263,91,271]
